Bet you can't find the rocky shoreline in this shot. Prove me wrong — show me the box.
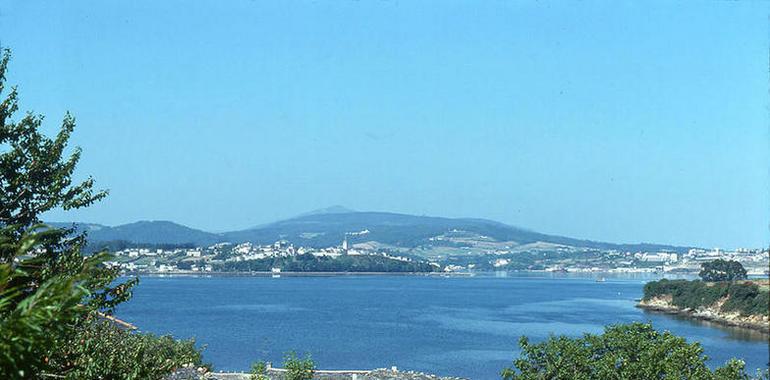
[637,296,770,334]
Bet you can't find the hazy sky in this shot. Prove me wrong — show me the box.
[0,1,767,248]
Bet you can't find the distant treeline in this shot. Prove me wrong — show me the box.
[214,253,436,272]
[643,279,769,316]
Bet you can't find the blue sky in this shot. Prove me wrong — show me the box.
[0,1,767,248]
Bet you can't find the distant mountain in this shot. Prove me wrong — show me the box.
[223,211,693,253]
[49,220,222,246]
[294,205,356,218]
[51,208,695,253]
[48,222,109,233]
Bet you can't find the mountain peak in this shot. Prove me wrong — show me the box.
[128,220,180,226]
[296,205,356,217]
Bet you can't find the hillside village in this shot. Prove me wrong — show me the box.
[107,237,430,273]
[105,234,769,275]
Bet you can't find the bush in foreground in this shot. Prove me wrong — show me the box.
[250,352,315,380]
[57,320,206,380]
[284,352,315,380]
[250,361,269,380]
[501,322,751,380]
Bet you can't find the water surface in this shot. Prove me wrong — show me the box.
[117,273,769,379]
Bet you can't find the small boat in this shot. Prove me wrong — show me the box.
[596,277,606,282]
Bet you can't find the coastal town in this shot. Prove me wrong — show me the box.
[106,237,432,274]
[106,237,770,276]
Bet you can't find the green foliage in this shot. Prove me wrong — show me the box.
[713,360,753,380]
[217,253,435,272]
[643,279,727,309]
[56,320,205,380]
[0,227,93,378]
[699,259,748,282]
[250,361,268,380]
[501,322,749,380]
[722,283,769,316]
[0,225,136,379]
[283,352,315,380]
[643,279,769,316]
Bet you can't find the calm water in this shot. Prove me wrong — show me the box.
[116,273,769,379]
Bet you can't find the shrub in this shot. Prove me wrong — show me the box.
[284,352,315,380]
[250,361,268,380]
[643,279,769,316]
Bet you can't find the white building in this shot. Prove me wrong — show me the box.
[493,258,510,267]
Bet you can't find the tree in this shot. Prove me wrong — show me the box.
[501,322,749,380]
[283,352,315,380]
[250,361,269,380]
[699,259,748,282]
[0,49,203,379]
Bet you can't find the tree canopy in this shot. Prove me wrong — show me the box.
[699,259,748,282]
[501,322,751,380]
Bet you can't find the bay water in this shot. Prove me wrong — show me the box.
[116,273,769,379]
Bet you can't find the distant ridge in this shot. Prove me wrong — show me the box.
[294,205,356,218]
[224,211,694,253]
[245,205,356,230]
[48,220,221,246]
[50,207,696,253]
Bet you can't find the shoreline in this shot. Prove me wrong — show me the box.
[126,270,475,277]
[122,267,770,279]
[125,270,710,279]
[636,300,770,335]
